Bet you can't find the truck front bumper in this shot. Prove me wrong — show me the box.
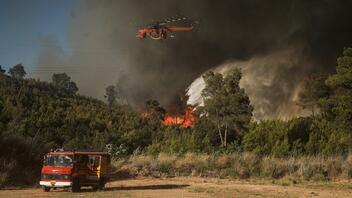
[40,181,72,187]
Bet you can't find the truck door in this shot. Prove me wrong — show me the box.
[99,156,108,177]
[87,155,100,181]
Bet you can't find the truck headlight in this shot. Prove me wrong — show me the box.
[63,175,71,180]
[41,174,48,179]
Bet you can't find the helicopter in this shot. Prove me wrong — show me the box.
[136,17,196,40]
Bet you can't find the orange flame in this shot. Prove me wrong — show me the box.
[162,106,195,128]
[141,106,195,128]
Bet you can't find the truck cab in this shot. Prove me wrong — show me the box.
[40,149,110,192]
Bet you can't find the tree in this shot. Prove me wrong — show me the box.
[67,81,79,94]
[298,75,330,116]
[9,64,26,79]
[52,73,78,94]
[105,85,117,108]
[0,65,5,74]
[324,48,352,128]
[243,118,312,157]
[303,48,352,155]
[104,81,128,107]
[0,97,5,133]
[322,48,352,153]
[243,120,290,157]
[115,79,128,105]
[199,68,253,147]
[139,99,165,144]
[145,99,166,119]
[52,73,70,87]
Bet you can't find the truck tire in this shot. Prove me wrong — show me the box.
[98,178,105,191]
[42,186,50,192]
[92,185,99,191]
[69,178,80,192]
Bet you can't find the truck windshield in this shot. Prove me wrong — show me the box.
[44,155,73,167]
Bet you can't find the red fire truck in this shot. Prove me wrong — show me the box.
[40,149,110,192]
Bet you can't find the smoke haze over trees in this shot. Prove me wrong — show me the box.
[30,0,352,118]
[0,48,352,186]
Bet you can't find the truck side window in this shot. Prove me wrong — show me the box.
[94,156,100,167]
[89,157,94,165]
[87,155,100,169]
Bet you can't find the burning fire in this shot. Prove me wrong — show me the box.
[141,106,195,128]
[162,106,195,128]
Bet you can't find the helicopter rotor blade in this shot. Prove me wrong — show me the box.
[159,16,188,25]
[143,16,195,28]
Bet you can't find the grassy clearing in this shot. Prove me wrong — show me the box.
[113,153,352,182]
[188,187,215,194]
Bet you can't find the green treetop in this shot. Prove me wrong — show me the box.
[199,68,253,147]
[9,64,26,79]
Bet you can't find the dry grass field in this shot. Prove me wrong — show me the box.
[1,177,351,198]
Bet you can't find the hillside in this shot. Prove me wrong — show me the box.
[0,48,351,187]
[0,72,161,186]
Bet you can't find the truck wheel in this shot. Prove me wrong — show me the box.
[98,178,105,191]
[42,186,50,192]
[92,185,99,191]
[69,178,80,192]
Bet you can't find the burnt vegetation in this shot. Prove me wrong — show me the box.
[0,48,352,187]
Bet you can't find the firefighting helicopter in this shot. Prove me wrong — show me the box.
[136,17,196,40]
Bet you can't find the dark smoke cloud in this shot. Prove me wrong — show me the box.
[33,0,352,117]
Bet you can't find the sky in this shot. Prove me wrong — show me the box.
[0,0,73,72]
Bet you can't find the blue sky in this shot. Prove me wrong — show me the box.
[0,0,73,73]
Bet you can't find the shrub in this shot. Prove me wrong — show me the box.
[128,155,154,169]
[261,157,289,179]
[342,154,352,179]
[106,144,128,160]
[215,154,233,169]
[157,153,177,174]
[300,157,328,181]
[174,153,197,175]
[243,120,291,157]
[326,157,343,179]
[114,153,352,181]
[236,152,261,178]
[0,159,16,187]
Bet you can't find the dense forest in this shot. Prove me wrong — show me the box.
[0,48,351,186]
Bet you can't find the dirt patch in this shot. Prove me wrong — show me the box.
[0,177,351,198]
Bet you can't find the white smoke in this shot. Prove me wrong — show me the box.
[186,47,311,120]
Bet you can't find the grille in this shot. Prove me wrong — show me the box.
[41,174,70,180]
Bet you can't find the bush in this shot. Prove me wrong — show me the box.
[147,127,196,154]
[300,157,328,181]
[113,153,352,181]
[343,155,352,179]
[174,153,197,175]
[243,118,314,157]
[106,144,128,160]
[0,135,45,187]
[261,157,289,179]
[243,120,291,157]
[157,153,177,174]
